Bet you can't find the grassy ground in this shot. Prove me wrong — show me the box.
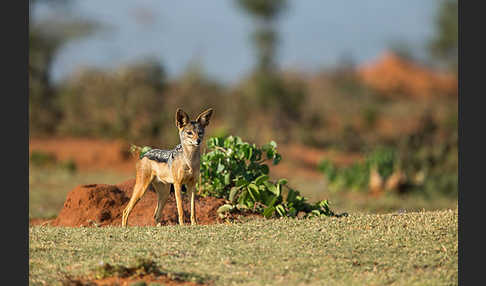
[30,209,458,286]
[29,164,458,285]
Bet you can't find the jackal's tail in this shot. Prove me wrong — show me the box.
[129,144,152,159]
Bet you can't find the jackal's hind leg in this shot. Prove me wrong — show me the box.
[152,181,171,224]
[122,162,154,227]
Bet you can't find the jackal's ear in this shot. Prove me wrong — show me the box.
[196,108,213,127]
[175,108,190,129]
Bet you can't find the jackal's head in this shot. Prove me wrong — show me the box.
[175,108,213,147]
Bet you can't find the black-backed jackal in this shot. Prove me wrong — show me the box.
[122,108,213,227]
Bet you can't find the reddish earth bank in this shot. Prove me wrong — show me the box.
[47,179,227,227]
[65,273,205,286]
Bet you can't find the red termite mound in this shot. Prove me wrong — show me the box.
[50,179,227,227]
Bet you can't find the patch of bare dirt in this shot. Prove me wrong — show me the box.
[50,179,228,227]
[65,273,205,286]
[29,137,136,174]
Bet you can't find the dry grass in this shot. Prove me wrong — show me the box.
[30,209,457,285]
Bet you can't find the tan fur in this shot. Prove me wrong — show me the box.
[122,108,213,227]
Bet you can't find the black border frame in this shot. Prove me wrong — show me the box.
[21,1,468,285]
[5,0,29,284]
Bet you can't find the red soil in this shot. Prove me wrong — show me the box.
[67,273,204,286]
[358,51,458,99]
[29,137,136,174]
[50,179,227,227]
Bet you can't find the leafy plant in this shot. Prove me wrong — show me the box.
[129,144,153,159]
[318,147,396,192]
[318,126,458,197]
[30,150,57,166]
[397,129,458,197]
[199,135,344,218]
[58,158,77,173]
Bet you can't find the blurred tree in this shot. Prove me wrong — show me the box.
[428,0,458,73]
[235,0,306,142]
[29,0,98,134]
[235,0,288,72]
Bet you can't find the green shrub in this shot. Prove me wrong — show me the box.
[318,131,457,197]
[367,147,396,180]
[318,147,396,192]
[58,159,77,173]
[30,150,57,166]
[199,135,343,218]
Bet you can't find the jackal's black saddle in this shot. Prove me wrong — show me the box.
[141,144,183,163]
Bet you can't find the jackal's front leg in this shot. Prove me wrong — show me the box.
[186,180,197,225]
[173,183,185,225]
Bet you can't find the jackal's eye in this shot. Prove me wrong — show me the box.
[186,131,193,135]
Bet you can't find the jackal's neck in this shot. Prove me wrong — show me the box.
[180,143,201,164]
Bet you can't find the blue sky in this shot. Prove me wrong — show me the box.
[35,0,438,85]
